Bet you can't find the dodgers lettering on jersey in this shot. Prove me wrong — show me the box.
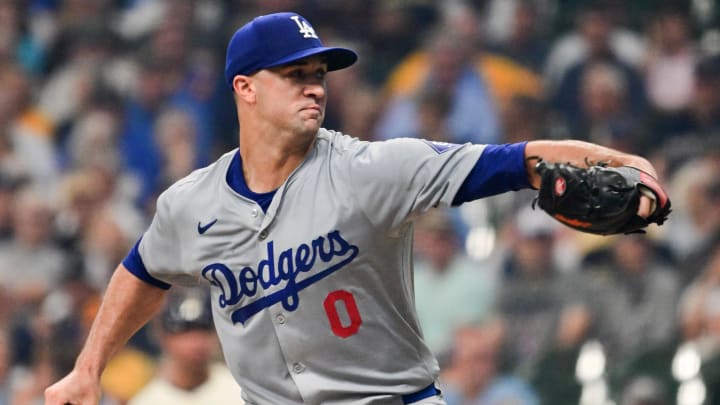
[201,230,359,325]
[134,129,492,404]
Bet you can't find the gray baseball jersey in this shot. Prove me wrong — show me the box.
[127,129,486,404]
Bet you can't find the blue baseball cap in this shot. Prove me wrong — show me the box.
[224,12,358,87]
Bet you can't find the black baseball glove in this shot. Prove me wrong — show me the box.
[532,160,671,235]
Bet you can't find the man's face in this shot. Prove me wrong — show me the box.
[252,55,328,137]
[163,329,218,366]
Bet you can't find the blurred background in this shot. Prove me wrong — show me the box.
[0,0,719,404]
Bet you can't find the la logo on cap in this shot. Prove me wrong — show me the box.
[290,15,318,39]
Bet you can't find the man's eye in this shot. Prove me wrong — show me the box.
[286,69,325,81]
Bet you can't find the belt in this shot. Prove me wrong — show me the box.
[401,383,441,404]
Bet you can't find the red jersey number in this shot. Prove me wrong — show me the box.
[323,290,362,338]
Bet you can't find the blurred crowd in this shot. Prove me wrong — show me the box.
[0,0,719,404]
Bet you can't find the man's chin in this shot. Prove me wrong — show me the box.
[292,125,319,141]
[302,119,322,134]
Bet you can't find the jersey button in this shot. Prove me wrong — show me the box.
[276,314,286,324]
[259,230,268,240]
[292,363,305,374]
[251,209,259,218]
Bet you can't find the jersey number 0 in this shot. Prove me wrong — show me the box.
[323,290,362,338]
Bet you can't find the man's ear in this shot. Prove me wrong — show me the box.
[233,75,255,103]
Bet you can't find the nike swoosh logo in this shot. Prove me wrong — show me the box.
[198,219,218,235]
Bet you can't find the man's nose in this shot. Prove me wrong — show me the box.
[304,81,326,100]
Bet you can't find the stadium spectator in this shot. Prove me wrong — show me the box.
[376,3,543,143]
[0,63,58,190]
[153,108,199,192]
[575,61,645,153]
[413,209,496,362]
[323,44,378,140]
[662,157,720,268]
[80,204,144,292]
[0,186,68,308]
[679,244,720,337]
[375,15,501,144]
[362,2,437,86]
[37,22,120,136]
[487,0,550,73]
[128,287,243,405]
[551,5,647,151]
[582,236,680,363]
[544,3,646,92]
[118,56,170,209]
[441,322,539,405]
[644,7,697,116]
[494,206,587,376]
[529,305,590,405]
[655,54,720,170]
[614,244,720,404]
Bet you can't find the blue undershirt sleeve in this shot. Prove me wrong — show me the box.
[122,238,172,290]
[452,142,531,205]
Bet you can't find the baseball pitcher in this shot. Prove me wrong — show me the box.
[45,12,669,405]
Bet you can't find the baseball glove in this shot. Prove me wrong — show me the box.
[532,160,671,235]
